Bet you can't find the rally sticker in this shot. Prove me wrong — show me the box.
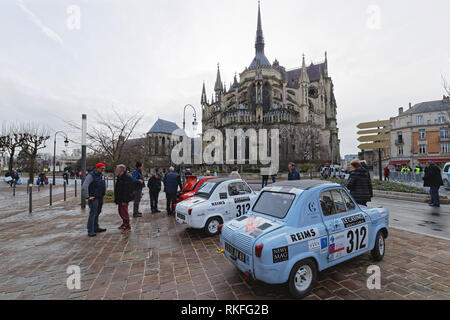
[272,246,289,263]
[286,228,319,245]
[308,239,321,252]
[342,214,365,228]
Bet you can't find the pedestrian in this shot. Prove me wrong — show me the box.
[11,170,19,188]
[384,166,390,182]
[132,162,145,218]
[423,162,443,207]
[82,163,107,237]
[288,163,300,181]
[271,174,277,184]
[148,172,162,214]
[38,172,46,186]
[114,164,134,233]
[229,166,241,179]
[347,160,373,206]
[261,174,269,188]
[63,171,69,185]
[205,170,211,176]
[163,167,182,215]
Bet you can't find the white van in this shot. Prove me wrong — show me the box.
[442,162,450,189]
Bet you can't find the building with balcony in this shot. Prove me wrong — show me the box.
[389,96,450,168]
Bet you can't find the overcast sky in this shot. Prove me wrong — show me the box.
[1,0,449,157]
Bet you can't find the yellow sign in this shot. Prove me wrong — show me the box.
[357,134,390,143]
[357,128,390,135]
[358,142,390,150]
[357,120,390,130]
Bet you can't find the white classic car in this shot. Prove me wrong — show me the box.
[175,178,258,236]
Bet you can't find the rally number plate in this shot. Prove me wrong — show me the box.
[225,242,247,264]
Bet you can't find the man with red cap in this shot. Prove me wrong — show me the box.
[82,163,107,237]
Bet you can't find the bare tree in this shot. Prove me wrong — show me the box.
[65,110,143,182]
[19,124,50,184]
[0,122,24,172]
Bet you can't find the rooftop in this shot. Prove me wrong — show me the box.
[148,119,181,135]
[402,99,450,116]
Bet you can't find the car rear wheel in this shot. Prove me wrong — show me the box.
[204,217,222,236]
[371,231,386,261]
[288,259,317,299]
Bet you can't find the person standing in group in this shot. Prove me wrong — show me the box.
[288,163,300,181]
[132,162,145,218]
[163,167,182,215]
[347,160,373,206]
[423,162,443,207]
[148,172,162,214]
[114,164,134,233]
[205,170,211,176]
[11,169,19,188]
[82,163,107,237]
[63,171,69,185]
[261,174,269,188]
[229,166,241,179]
[383,166,390,181]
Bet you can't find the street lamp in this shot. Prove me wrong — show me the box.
[53,131,69,185]
[182,104,198,183]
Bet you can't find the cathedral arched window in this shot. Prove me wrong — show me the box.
[249,84,257,109]
[162,137,166,155]
[154,136,159,155]
[263,82,271,110]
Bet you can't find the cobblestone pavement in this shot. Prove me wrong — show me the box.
[0,194,449,300]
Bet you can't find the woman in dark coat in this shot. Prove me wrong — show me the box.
[347,160,373,206]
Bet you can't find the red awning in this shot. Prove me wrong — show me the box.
[389,160,410,165]
[418,158,450,163]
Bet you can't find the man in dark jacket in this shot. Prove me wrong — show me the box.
[131,162,145,217]
[347,160,373,206]
[148,172,162,213]
[115,164,134,233]
[82,163,107,237]
[423,162,443,207]
[288,163,301,181]
[163,167,182,215]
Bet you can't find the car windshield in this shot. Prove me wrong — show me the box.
[195,181,218,198]
[252,191,296,219]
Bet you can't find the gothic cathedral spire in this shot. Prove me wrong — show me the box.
[214,63,223,92]
[201,81,207,105]
[250,1,271,68]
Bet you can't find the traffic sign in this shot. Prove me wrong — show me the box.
[357,134,390,143]
[358,142,390,150]
[357,120,390,130]
[357,128,390,135]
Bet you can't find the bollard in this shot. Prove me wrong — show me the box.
[29,184,32,213]
[75,180,77,198]
[13,184,15,197]
[64,181,67,201]
[49,183,52,206]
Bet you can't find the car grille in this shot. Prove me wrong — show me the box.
[222,226,253,255]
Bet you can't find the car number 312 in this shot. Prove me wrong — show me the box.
[236,203,251,217]
[346,226,367,254]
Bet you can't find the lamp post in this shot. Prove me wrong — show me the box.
[52,131,69,185]
[182,104,198,183]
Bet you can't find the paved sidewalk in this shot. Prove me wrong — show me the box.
[0,194,449,300]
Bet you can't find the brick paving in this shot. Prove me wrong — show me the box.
[0,193,449,300]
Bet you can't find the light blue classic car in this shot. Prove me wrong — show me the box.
[219,180,389,298]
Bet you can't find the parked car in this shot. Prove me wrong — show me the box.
[173,175,217,212]
[175,178,258,236]
[442,162,450,189]
[321,165,346,179]
[219,180,389,299]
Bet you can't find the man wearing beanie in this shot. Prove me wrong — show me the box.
[82,163,107,237]
[132,161,145,217]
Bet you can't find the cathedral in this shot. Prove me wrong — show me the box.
[201,3,340,169]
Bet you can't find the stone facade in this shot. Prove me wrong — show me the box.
[201,3,340,169]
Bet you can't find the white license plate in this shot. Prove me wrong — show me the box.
[177,212,185,220]
[225,242,247,264]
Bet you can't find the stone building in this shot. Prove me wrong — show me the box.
[389,97,450,169]
[201,3,340,169]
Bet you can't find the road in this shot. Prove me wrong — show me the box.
[248,182,450,241]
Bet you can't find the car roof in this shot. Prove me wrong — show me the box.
[266,180,340,193]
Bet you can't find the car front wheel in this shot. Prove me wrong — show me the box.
[204,217,222,236]
[371,231,386,261]
[288,259,317,299]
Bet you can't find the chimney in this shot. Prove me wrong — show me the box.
[399,107,404,115]
[409,102,412,109]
